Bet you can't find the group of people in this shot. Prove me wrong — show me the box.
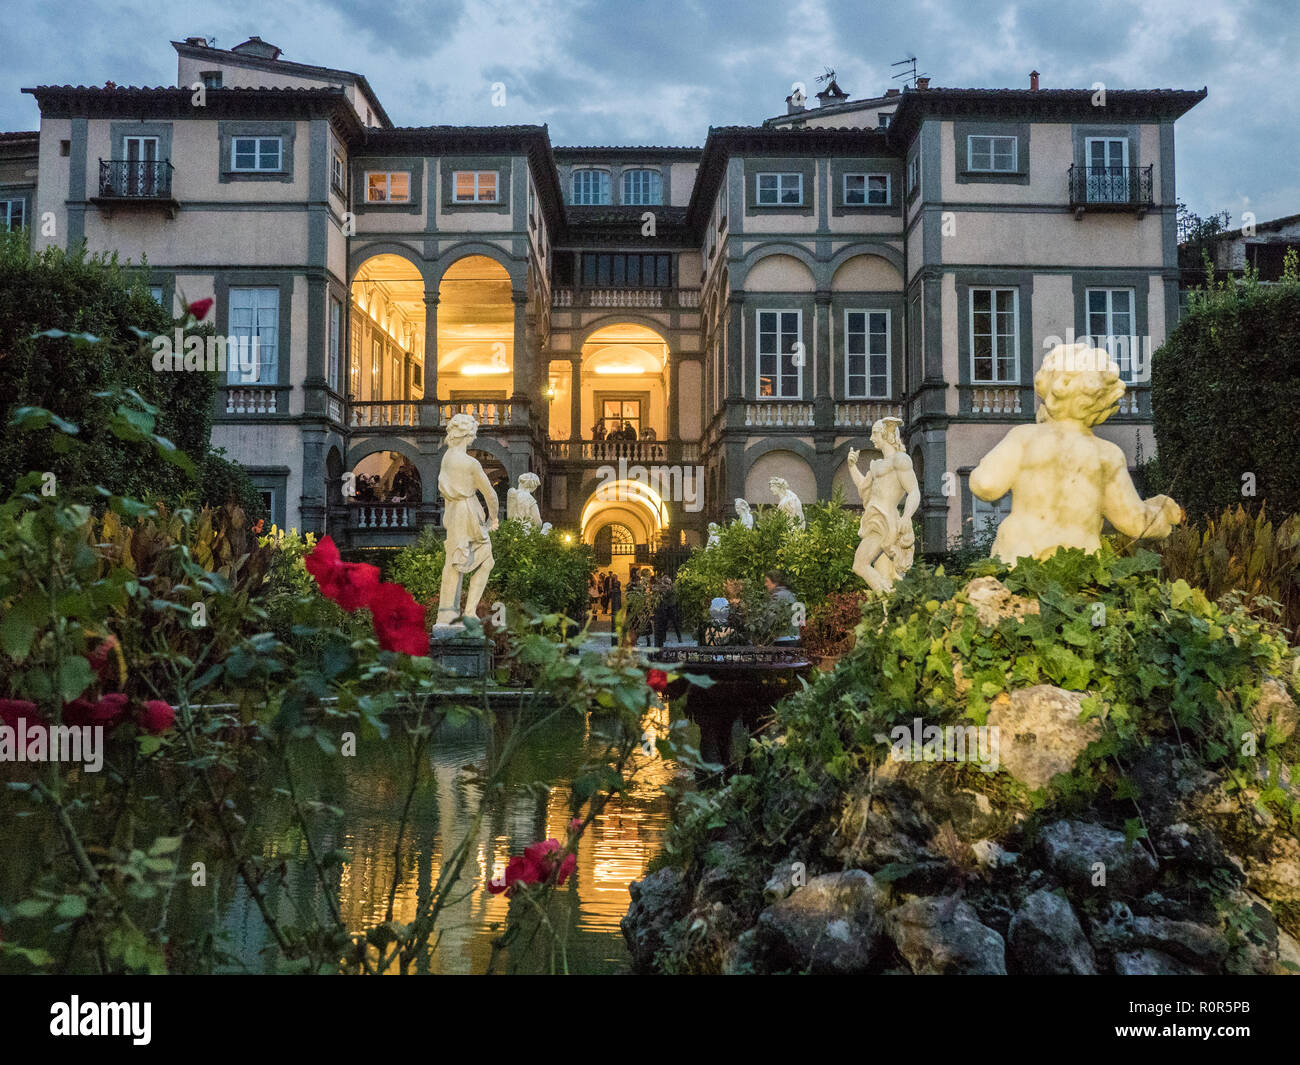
[592,420,655,444]
[589,568,685,647]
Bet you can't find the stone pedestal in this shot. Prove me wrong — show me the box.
[429,627,490,678]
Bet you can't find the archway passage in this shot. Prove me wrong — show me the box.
[437,255,514,404]
[347,449,423,530]
[350,255,426,421]
[552,322,670,446]
[581,478,668,586]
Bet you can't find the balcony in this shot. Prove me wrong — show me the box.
[547,438,701,465]
[349,398,521,432]
[552,287,701,310]
[1067,165,1154,218]
[834,400,906,430]
[91,159,178,216]
[960,385,1030,418]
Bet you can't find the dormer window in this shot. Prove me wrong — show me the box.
[621,169,662,205]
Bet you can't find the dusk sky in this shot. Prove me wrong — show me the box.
[3,0,1296,222]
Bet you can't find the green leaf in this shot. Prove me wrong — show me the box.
[56,656,96,701]
[55,895,87,919]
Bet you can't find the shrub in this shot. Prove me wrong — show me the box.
[200,448,267,520]
[674,501,861,633]
[1151,258,1300,520]
[802,590,869,658]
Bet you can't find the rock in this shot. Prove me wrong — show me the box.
[764,863,798,904]
[1251,677,1298,743]
[1088,901,1227,972]
[1114,948,1202,975]
[971,840,1007,869]
[986,686,1103,790]
[1279,928,1300,974]
[622,867,688,972]
[964,576,1040,628]
[722,928,765,975]
[1007,889,1097,974]
[885,896,1007,975]
[1247,835,1300,904]
[756,870,883,974]
[1039,819,1159,897]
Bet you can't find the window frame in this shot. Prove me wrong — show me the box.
[755,172,803,206]
[452,169,500,203]
[843,308,891,399]
[1085,286,1138,380]
[331,151,346,194]
[755,308,804,399]
[620,168,663,206]
[843,172,890,207]
[570,168,611,205]
[968,286,1020,385]
[226,286,280,386]
[907,155,920,196]
[0,198,27,231]
[230,135,283,173]
[967,134,1018,174]
[327,296,343,392]
[365,170,412,204]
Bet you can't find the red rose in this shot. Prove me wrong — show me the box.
[304,537,381,612]
[488,838,576,896]
[188,297,213,321]
[488,854,542,896]
[557,852,577,886]
[368,582,427,656]
[139,700,176,734]
[0,698,47,756]
[87,635,120,690]
[91,693,129,727]
[62,698,97,727]
[646,668,669,694]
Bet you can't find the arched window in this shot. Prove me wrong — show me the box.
[571,169,611,205]
[621,169,662,205]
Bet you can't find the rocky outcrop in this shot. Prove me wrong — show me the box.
[963,576,1040,628]
[1039,819,1159,897]
[754,870,883,974]
[621,868,688,972]
[986,686,1103,790]
[1007,889,1097,974]
[885,896,1007,974]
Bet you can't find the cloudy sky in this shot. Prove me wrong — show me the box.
[4,0,1296,220]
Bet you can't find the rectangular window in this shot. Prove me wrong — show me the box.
[201,71,222,90]
[1086,287,1137,380]
[0,199,27,231]
[453,170,498,203]
[907,156,920,194]
[227,287,279,385]
[331,151,346,194]
[149,285,165,307]
[350,316,362,397]
[1084,137,1131,203]
[756,172,802,206]
[601,398,642,437]
[366,171,410,203]
[570,169,611,205]
[580,253,671,288]
[231,136,282,172]
[969,287,1019,383]
[845,309,890,399]
[621,169,662,205]
[844,173,890,206]
[757,309,802,398]
[972,491,1013,536]
[328,297,342,392]
[967,134,1018,172]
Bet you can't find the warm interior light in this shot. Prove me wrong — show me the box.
[592,363,646,375]
[459,364,510,376]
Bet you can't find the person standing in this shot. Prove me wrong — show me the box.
[764,569,800,645]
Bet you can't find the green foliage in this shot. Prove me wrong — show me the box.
[389,519,595,621]
[200,448,267,520]
[0,233,215,500]
[666,544,1299,874]
[1151,269,1300,520]
[674,501,861,632]
[1140,504,1300,638]
[802,590,869,658]
[257,525,364,657]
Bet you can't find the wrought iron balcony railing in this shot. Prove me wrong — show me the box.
[1067,165,1154,213]
[98,159,175,200]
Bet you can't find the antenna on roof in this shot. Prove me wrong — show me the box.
[815,67,836,85]
[891,55,928,89]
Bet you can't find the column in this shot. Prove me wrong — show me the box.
[422,293,438,408]
[569,356,582,441]
[814,289,833,429]
[726,291,745,399]
[511,291,531,404]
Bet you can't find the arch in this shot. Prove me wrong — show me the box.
[737,242,821,280]
[351,252,427,405]
[428,242,526,286]
[742,435,820,469]
[743,251,818,292]
[344,438,435,502]
[579,478,668,541]
[831,252,905,292]
[743,448,817,505]
[436,254,515,397]
[575,313,672,348]
[827,241,905,279]
[347,242,428,285]
[587,508,655,546]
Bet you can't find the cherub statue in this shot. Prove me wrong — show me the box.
[769,476,805,530]
[506,471,543,529]
[435,414,500,627]
[733,497,754,529]
[970,343,1182,565]
[848,417,920,593]
[706,522,721,548]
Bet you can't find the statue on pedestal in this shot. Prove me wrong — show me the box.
[734,497,754,529]
[506,472,543,529]
[434,414,499,628]
[707,522,721,548]
[769,476,806,530]
[970,344,1182,565]
[848,417,920,593]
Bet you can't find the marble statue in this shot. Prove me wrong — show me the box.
[769,476,806,530]
[506,472,543,529]
[734,497,754,529]
[970,343,1182,565]
[848,417,920,593]
[434,414,500,627]
[707,522,721,548]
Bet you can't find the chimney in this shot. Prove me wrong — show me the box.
[1030,70,1040,91]
[915,77,930,90]
[184,36,208,47]
[785,92,805,115]
[815,78,850,107]
[885,88,900,97]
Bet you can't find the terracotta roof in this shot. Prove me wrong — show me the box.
[0,130,39,142]
[553,145,702,158]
